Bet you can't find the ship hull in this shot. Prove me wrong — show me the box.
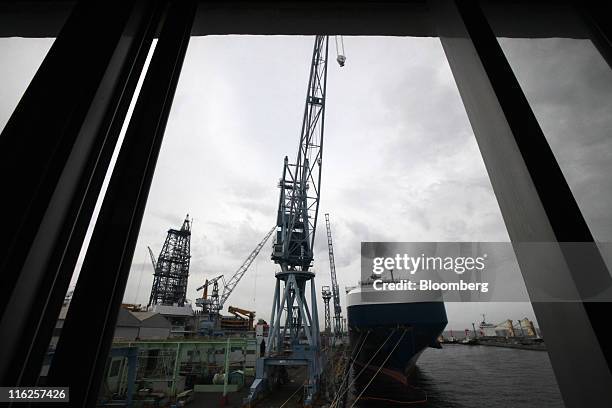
[347,301,447,384]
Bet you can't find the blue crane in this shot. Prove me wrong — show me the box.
[249,35,345,406]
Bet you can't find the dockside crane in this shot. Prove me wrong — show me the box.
[195,227,275,314]
[219,226,275,309]
[249,35,344,407]
[147,246,157,270]
[325,213,343,336]
[195,275,223,314]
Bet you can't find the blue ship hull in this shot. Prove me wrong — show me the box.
[347,301,447,383]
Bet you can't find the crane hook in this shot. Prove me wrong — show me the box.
[334,35,346,67]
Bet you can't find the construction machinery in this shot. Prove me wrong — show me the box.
[195,227,274,313]
[195,227,275,327]
[195,275,223,314]
[325,213,343,336]
[218,226,275,311]
[120,303,143,312]
[220,306,256,331]
[248,35,344,407]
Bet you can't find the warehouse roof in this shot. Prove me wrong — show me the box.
[130,311,171,329]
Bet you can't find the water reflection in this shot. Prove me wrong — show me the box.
[348,345,563,408]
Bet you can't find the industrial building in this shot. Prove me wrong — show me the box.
[52,306,172,344]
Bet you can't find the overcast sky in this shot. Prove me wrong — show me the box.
[1,34,611,330]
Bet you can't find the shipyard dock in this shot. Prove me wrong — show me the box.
[91,334,349,408]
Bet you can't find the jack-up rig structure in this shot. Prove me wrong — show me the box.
[147,215,192,308]
[248,35,342,406]
[325,213,343,337]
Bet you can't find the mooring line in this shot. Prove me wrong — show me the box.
[330,328,397,408]
[279,380,306,408]
[349,328,408,408]
[330,330,370,407]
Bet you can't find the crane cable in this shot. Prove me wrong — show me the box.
[330,329,397,408]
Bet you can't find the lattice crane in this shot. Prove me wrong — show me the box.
[147,246,157,270]
[250,35,345,406]
[267,36,330,352]
[195,227,275,313]
[219,226,275,310]
[325,213,342,335]
[195,275,223,314]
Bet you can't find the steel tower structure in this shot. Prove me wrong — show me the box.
[325,213,342,335]
[147,215,191,307]
[322,286,332,334]
[249,35,332,406]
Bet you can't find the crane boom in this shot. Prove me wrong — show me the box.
[272,35,329,271]
[325,213,342,335]
[147,246,157,270]
[196,274,223,292]
[219,226,275,308]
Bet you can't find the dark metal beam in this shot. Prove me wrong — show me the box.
[0,0,161,387]
[431,0,612,406]
[46,1,196,406]
[575,1,612,71]
[0,0,597,39]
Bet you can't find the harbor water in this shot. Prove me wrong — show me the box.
[350,344,564,408]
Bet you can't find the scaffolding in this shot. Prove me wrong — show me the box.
[322,286,332,335]
[148,215,192,307]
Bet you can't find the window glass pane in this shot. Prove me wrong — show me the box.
[484,3,612,242]
[0,37,55,132]
[110,35,560,406]
[128,35,511,313]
